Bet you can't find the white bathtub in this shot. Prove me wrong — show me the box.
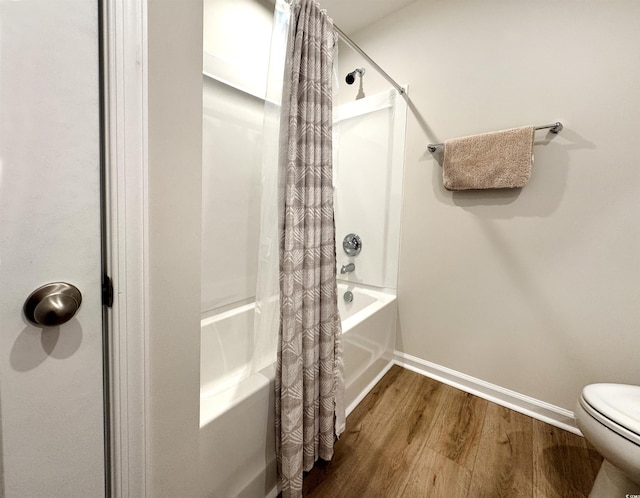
[199,283,397,497]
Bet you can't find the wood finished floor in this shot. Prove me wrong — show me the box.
[303,366,602,497]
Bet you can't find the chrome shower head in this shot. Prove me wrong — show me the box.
[345,68,365,85]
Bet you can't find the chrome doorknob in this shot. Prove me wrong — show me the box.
[23,282,82,327]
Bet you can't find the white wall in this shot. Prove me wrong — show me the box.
[201,78,263,312]
[335,89,407,290]
[340,0,640,411]
[203,0,272,97]
[201,0,273,313]
[146,0,203,495]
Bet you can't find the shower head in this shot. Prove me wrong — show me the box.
[345,68,365,85]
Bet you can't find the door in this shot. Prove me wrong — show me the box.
[0,1,105,496]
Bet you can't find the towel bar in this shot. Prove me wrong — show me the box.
[427,122,563,153]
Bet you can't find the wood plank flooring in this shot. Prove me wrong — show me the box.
[303,366,602,497]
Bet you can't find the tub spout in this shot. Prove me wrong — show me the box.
[340,263,355,274]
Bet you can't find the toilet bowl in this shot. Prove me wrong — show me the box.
[575,383,640,497]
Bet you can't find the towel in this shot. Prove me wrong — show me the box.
[442,125,535,190]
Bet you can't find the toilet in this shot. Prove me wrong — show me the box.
[575,383,640,497]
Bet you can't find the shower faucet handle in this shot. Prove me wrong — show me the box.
[342,233,362,256]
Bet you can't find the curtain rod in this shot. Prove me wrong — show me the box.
[334,25,406,96]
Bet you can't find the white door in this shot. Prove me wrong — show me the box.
[0,1,105,496]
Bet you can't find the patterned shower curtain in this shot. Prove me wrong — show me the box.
[275,1,344,496]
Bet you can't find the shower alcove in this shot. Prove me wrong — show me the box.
[200,1,407,495]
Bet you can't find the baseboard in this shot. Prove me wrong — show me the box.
[393,351,582,436]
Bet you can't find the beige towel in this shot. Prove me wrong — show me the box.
[442,125,535,191]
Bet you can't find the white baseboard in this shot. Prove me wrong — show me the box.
[393,351,582,436]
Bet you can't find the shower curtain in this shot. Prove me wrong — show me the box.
[273,1,344,496]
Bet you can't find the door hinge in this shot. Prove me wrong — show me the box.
[102,274,114,308]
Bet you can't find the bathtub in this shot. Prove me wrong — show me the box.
[199,283,397,497]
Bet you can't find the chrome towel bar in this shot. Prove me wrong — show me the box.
[427,122,563,153]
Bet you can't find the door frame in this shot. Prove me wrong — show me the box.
[103,0,148,495]
[103,1,204,496]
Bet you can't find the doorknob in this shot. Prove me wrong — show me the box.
[23,282,82,327]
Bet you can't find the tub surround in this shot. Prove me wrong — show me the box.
[199,284,397,497]
[200,366,278,498]
[339,284,397,413]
